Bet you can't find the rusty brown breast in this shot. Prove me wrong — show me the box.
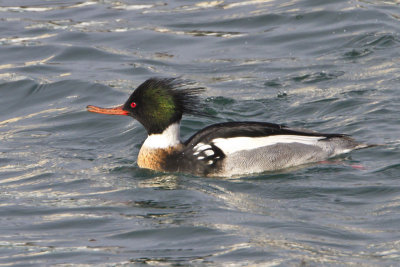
[137,144,184,172]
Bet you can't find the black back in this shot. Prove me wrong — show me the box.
[184,121,346,146]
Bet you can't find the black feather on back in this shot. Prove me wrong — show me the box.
[184,121,347,147]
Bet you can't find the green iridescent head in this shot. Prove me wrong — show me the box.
[122,77,206,134]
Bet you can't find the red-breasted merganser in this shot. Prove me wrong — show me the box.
[87,77,372,177]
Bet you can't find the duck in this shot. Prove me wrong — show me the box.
[87,77,372,177]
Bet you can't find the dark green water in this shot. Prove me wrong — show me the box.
[1,0,400,266]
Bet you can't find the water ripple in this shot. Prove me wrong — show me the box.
[0,0,399,265]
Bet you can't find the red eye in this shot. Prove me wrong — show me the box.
[130,102,137,108]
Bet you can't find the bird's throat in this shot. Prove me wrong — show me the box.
[142,122,181,149]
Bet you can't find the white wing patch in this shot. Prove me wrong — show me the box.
[212,135,325,155]
[204,150,214,156]
[194,143,212,151]
[193,142,220,165]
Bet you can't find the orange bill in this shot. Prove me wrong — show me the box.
[86,104,129,116]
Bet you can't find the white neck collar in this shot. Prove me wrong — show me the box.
[142,122,181,149]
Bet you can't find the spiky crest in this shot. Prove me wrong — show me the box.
[123,77,206,134]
